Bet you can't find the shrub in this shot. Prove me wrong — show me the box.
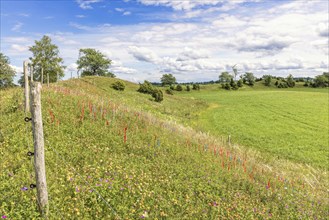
[165,89,173,95]
[152,89,163,102]
[138,80,154,94]
[112,81,125,91]
[275,81,279,86]
[303,82,309,87]
[176,84,183,91]
[186,85,190,91]
[192,84,200,90]
[224,83,231,90]
[237,79,243,87]
[263,75,272,86]
[169,85,175,90]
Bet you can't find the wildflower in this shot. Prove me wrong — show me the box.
[21,186,28,191]
[2,216,7,219]
[75,187,80,192]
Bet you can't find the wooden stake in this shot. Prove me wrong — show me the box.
[30,82,48,217]
[23,61,30,113]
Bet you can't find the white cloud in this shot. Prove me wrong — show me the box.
[76,14,86,18]
[123,11,131,16]
[128,46,160,63]
[11,44,27,52]
[76,0,103,9]
[115,8,125,12]
[11,22,23,32]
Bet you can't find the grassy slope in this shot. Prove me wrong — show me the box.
[0,77,328,219]
[178,83,329,168]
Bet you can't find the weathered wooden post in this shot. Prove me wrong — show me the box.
[23,61,30,113]
[30,82,48,217]
[30,64,34,82]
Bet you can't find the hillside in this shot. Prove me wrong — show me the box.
[0,77,328,219]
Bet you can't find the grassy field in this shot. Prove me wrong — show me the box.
[178,85,329,168]
[0,77,328,219]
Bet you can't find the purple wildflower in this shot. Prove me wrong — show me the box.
[75,187,80,192]
[96,183,102,187]
[21,186,28,191]
[120,187,124,191]
[2,216,7,219]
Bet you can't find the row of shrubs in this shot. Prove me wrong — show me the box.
[221,78,243,90]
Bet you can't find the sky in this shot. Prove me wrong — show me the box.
[0,0,328,83]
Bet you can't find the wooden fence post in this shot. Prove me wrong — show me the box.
[24,61,30,113]
[30,82,48,217]
[30,65,34,82]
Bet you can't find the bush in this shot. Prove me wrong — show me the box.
[192,84,200,90]
[303,82,309,87]
[275,81,279,86]
[165,89,173,95]
[112,81,125,91]
[186,85,190,91]
[224,83,231,90]
[152,89,163,102]
[169,85,175,90]
[264,75,272,86]
[138,81,154,94]
[237,80,243,87]
[176,84,183,91]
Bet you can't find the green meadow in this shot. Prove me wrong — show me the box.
[178,85,329,168]
[0,77,328,219]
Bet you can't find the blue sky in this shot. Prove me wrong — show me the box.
[1,0,328,83]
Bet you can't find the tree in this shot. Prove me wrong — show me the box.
[263,75,272,86]
[77,48,114,77]
[243,72,255,86]
[286,74,295,88]
[161,74,176,86]
[219,72,233,83]
[313,72,329,87]
[29,35,65,83]
[0,53,15,88]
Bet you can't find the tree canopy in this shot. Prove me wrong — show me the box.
[77,48,114,77]
[29,35,65,83]
[0,53,16,88]
[161,74,176,86]
[219,72,233,83]
[243,72,256,86]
